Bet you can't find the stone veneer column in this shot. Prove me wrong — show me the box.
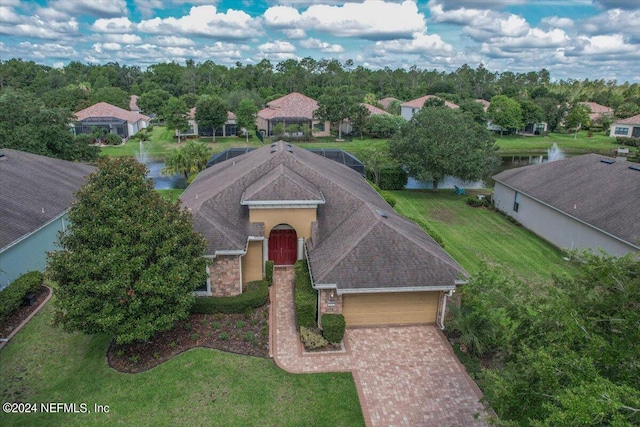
[319,289,342,316]
[210,255,242,296]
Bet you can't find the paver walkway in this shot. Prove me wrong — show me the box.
[269,266,490,427]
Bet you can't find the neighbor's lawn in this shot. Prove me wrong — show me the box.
[392,190,576,282]
[495,131,626,155]
[0,301,364,427]
[156,189,184,203]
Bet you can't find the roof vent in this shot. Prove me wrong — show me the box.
[270,149,277,154]
[287,148,293,153]
[270,142,277,148]
[600,158,615,164]
[629,164,640,171]
[286,143,292,148]
[376,209,388,218]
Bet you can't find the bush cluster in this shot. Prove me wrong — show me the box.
[104,133,123,145]
[300,326,329,350]
[190,280,269,314]
[616,136,640,147]
[406,216,445,248]
[0,271,43,322]
[321,313,346,343]
[379,190,397,207]
[294,260,317,329]
[465,195,492,208]
[366,167,408,190]
[265,260,274,286]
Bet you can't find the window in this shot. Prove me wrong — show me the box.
[313,121,325,132]
[614,127,628,136]
[513,192,521,213]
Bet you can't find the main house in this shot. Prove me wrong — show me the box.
[177,107,237,138]
[610,114,640,139]
[493,154,640,256]
[0,149,95,289]
[180,142,466,328]
[257,92,331,137]
[400,95,459,120]
[72,102,150,141]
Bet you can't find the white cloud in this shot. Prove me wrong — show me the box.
[593,0,640,10]
[14,41,77,60]
[300,37,344,53]
[540,16,575,29]
[135,0,164,18]
[284,28,306,39]
[0,6,21,24]
[153,36,196,47]
[565,34,640,57]
[93,42,122,52]
[581,8,640,36]
[34,7,70,21]
[50,0,128,18]
[103,33,142,44]
[92,17,135,33]
[264,0,426,40]
[0,15,79,40]
[259,40,296,53]
[137,5,257,40]
[374,32,455,56]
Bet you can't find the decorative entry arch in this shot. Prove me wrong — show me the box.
[268,225,297,265]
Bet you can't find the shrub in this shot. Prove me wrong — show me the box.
[367,167,408,190]
[104,133,123,145]
[190,280,269,314]
[406,216,445,248]
[617,136,640,147]
[265,260,274,285]
[294,260,317,329]
[300,326,329,350]
[0,271,43,321]
[380,190,397,207]
[465,196,491,208]
[321,314,346,343]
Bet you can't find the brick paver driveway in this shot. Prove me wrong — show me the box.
[269,266,490,427]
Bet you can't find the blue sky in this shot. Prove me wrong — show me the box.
[1,0,639,82]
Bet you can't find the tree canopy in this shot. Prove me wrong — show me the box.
[235,98,258,142]
[48,157,207,345]
[487,94,523,135]
[163,96,189,142]
[390,106,498,190]
[195,95,228,141]
[315,86,358,140]
[162,140,211,180]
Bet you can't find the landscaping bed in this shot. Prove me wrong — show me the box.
[107,304,270,373]
[0,285,50,339]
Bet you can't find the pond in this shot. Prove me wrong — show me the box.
[146,162,187,190]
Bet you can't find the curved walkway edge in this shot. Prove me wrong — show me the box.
[0,285,53,351]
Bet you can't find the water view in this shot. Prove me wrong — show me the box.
[136,141,186,190]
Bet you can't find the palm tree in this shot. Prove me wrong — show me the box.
[162,141,211,180]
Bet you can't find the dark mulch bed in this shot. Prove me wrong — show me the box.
[107,303,270,373]
[0,286,50,339]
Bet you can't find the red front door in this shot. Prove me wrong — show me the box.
[269,229,297,265]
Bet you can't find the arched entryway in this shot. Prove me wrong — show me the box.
[268,225,297,265]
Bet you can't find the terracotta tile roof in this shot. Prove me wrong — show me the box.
[615,113,640,125]
[493,154,640,248]
[401,95,459,110]
[378,97,400,110]
[181,142,466,290]
[475,99,490,111]
[362,103,391,116]
[258,92,319,120]
[0,149,95,251]
[74,102,150,124]
[187,107,235,121]
[129,95,140,112]
[579,101,613,121]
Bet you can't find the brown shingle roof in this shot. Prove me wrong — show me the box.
[258,92,318,120]
[401,95,459,110]
[74,102,150,124]
[129,95,140,112]
[493,154,640,248]
[181,142,466,290]
[241,164,324,203]
[475,99,490,111]
[0,149,96,251]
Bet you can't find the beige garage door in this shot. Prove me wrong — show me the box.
[342,292,439,326]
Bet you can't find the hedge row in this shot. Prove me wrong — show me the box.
[265,260,274,286]
[406,216,445,248]
[0,271,43,322]
[366,167,408,190]
[321,313,346,343]
[616,137,640,148]
[190,280,269,314]
[294,260,317,329]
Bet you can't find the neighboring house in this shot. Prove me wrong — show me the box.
[475,99,490,112]
[129,95,141,113]
[177,107,237,138]
[181,142,466,328]
[257,92,331,137]
[579,101,613,123]
[378,97,400,112]
[0,149,95,289]
[477,99,547,134]
[493,154,640,256]
[610,114,640,138]
[72,102,150,140]
[400,95,459,120]
[340,103,391,134]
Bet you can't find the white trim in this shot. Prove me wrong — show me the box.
[0,210,68,254]
[214,250,245,255]
[194,264,212,296]
[244,202,324,209]
[336,286,456,295]
[313,283,338,290]
[494,180,640,250]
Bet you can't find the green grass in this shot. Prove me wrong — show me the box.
[0,301,364,427]
[156,189,184,203]
[495,131,629,155]
[392,190,576,282]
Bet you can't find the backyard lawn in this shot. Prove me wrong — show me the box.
[0,301,364,427]
[495,131,628,155]
[392,190,576,282]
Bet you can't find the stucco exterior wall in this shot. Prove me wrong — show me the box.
[242,240,264,285]
[493,182,637,256]
[0,215,66,290]
[209,255,242,296]
[401,106,417,121]
[249,207,316,238]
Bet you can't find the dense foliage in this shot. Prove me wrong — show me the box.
[0,271,43,322]
[294,260,317,329]
[48,157,207,345]
[162,140,211,180]
[448,252,640,426]
[321,313,346,344]
[390,106,498,190]
[190,280,269,314]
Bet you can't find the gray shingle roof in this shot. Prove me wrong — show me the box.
[493,154,640,248]
[241,164,324,203]
[0,149,96,251]
[181,141,466,291]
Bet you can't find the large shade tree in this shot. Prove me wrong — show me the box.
[195,95,228,142]
[48,157,207,345]
[390,106,498,191]
[163,96,189,143]
[315,86,358,140]
[487,95,523,135]
[235,98,258,143]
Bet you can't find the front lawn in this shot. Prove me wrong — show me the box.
[392,190,576,282]
[0,301,364,427]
